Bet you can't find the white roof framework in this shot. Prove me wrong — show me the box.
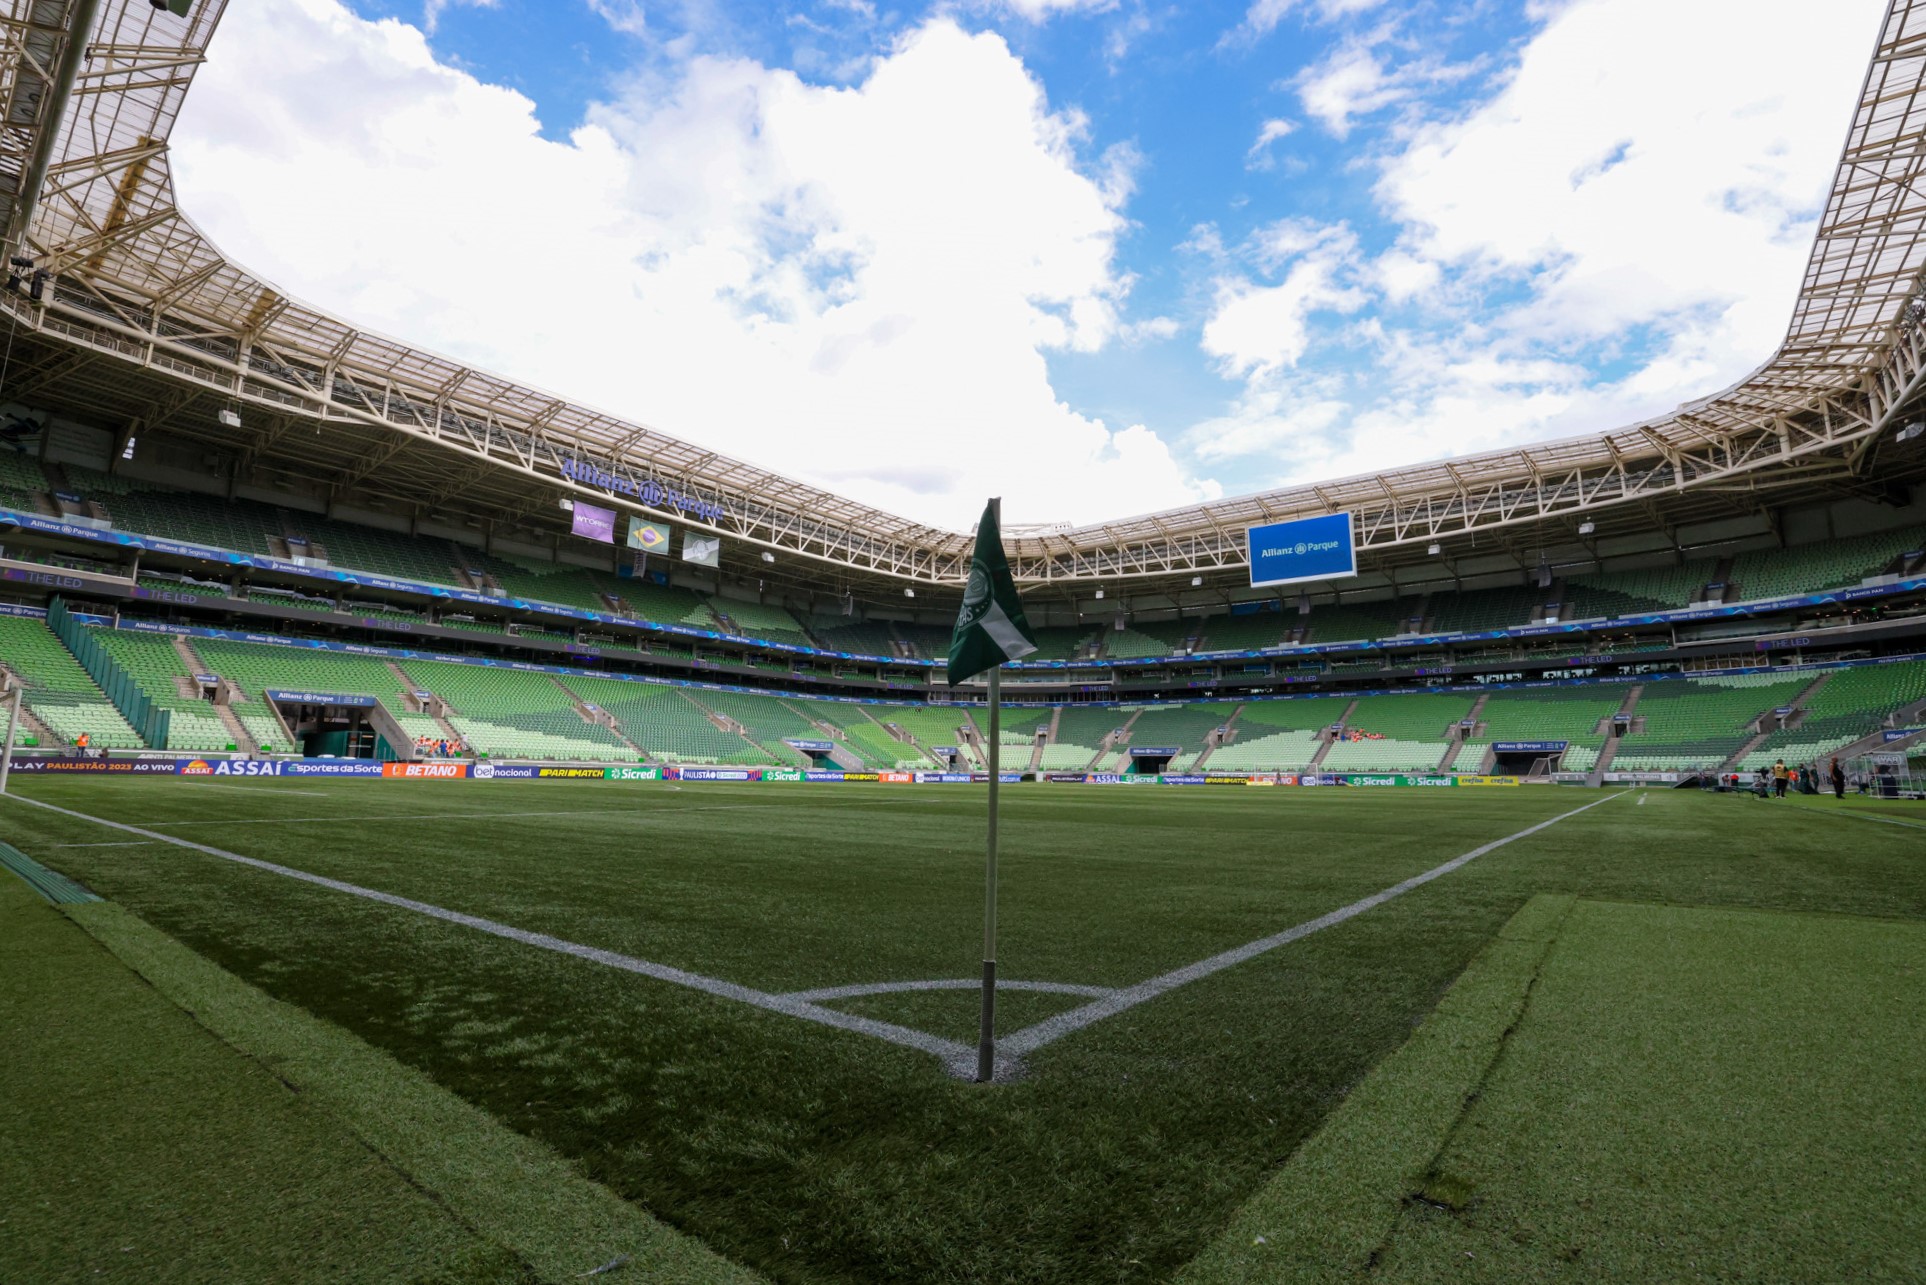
[2,0,1926,593]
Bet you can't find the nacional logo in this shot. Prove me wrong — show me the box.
[181,759,215,776]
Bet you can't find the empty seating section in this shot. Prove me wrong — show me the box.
[1120,702,1235,766]
[0,449,45,509]
[1102,626,1178,659]
[1729,527,1926,602]
[1470,686,1624,774]
[187,638,429,749]
[1738,661,1926,769]
[1210,697,1353,771]
[138,575,232,601]
[1611,673,1810,771]
[468,555,610,610]
[1000,710,1050,747]
[1197,611,1288,652]
[876,705,974,765]
[394,659,624,760]
[712,599,813,648]
[90,629,234,750]
[1039,706,1125,771]
[792,699,899,767]
[1427,586,1549,634]
[807,617,899,657]
[1026,626,1099,662]
[1322,692,1475,772]
[0,615,144,748]
[558,675,769,764]
[1304,599,1408,643]
[293,516,457,585]
[693,689,825,764]
[103,486,276,553]
[1563,562,1712,620]
[603,578,722,629]
[890,623,953,659]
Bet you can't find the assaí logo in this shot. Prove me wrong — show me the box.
[213,760,285,776]
[181,759,215,776]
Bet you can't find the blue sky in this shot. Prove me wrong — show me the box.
[170,0,1885,528]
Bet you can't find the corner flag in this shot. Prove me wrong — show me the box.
[948,500,1037,686]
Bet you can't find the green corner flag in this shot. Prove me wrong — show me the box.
[948,499,1037,686]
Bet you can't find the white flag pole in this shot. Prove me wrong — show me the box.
[0,681,22,795]
[976,499,1004,1083]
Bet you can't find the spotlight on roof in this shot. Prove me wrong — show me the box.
[1577,520,1596,535]
[1898,421,1925,443]
[1427,541,1441,555]
[217,408,242,428]
[1190,575,1203,587]
[1093,588,1104,599]
[904,587,916,598]
[760,551,775,563]
[558,497,575,511]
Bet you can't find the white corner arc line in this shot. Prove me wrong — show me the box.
[995,790,1629,1065]
[784,979,1117,1004]
[1,795,971,1066]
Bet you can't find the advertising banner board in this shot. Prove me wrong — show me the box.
[266,689,378,708]
[1456,775,1522,787]
[603,765,663,780]
[1247,512,1357,588]
[383,762,470,779]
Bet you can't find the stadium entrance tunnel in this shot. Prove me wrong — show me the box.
[1127,747,1178,775]
[275,696,390,761]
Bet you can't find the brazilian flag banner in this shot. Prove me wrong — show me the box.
[947,499,1038,686]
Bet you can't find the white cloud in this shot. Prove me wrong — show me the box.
[171,0,1208,528]
[1239,0,1393,41]
[587,0,648,37]
[421,0,495,35]
[1200,221,1365,378]
[995,0,1118,21]
[1192,0,1884,495]
[1244,117,1296,170]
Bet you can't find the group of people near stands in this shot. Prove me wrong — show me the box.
[413,735,469,759]
[1727,757,1848,799]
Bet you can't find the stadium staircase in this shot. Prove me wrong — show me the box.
[169,635,261,754]
[1586,684,1644,784]
[1306,699,1359,769]
[1718,672,1835,772]
[1091,709,1144,771]
[1435,693,1489,771]
[385,662,465,749]
[776,698,869,770]
[1186,704,1241,771]
[677,690,772,762]
[552,677,647,758]
[0,665,63,747]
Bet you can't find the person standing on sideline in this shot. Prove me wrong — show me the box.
[1830,756,1846,799]
[1773,759,1790,798]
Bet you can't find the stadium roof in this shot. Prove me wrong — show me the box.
[3,0,1926,601]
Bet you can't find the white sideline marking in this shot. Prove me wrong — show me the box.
[53,841,155,848]
[1827,809,1926,831]
[1,794,973,1066]
[184,784,328,796]
[3,790,1624,1081]
[784,978,1117,1003]
[150,809,645,828]
[991,790,1630,1072]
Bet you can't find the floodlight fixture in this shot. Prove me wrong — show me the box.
[1578,520,1596,535]
[904,587,916,598]
[1190,575,1203,586]
[760,550,775,563]
[558,497,575,511]
[1898,421,1925,443]
[1093,588,1104,599]
[1427,541,1441,555]
[217,407,242,428]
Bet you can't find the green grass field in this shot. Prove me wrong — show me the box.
[3,779,1923,1282]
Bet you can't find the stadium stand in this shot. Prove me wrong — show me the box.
[889,622,953,659]
[400,658,630,760]
[1207,697,1354,771]
[1611,673,1812,771]
[694,688,828,764]
[1102,625,1181,660]
[1737,660,1926,769]
[1196,611,1289,652]
[1026,625,1101,662]
[558,674,772,764]
[1118,702,1238,766]
[790,699,901,767]
[1320,692,1475,772]
[1458,685,1625,774]
[188,638,443,751]
[879,705,978,764]
[90,628,236,751]
[1562,561,1714,620]
[0,449,46,509]
[806,616,900,657]
[1038,706,1127,771]
[1426,585,1550,634]
[1727,527,1926,602]
[0,615,144,748]
[710,599,813,648]
[1303,599,1408,643]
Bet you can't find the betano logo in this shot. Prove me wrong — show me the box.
[382,762,469,779]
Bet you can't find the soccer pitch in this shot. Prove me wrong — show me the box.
[5,779,1924,1282]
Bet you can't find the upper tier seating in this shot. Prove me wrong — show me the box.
[1197,611,1290,652]
[1737,660,1926,769]
[1728,526,1926,602]
[1562,561,1714,620]
[0,449,46,510]
[806,617,900,657]
[1026,626,1101,663]
[1611,673,1810,771]
[89,628,235,751]
[1427,586,1551,634]
[890,622,954,659]
[1304,599,1410,643]
[710,599,813,648]
[0,615,144,748]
